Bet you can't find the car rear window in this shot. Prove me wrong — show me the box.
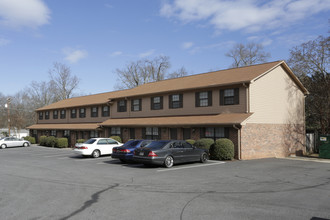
[85,139,97,144]
[123,140,140,148]
[146,141,170,150]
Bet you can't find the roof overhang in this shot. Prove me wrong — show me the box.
[100,113,253,127]
[26,123,100,130]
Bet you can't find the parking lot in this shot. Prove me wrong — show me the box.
[1,145,330,220]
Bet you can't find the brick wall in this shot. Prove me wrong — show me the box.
[241,123,305,160]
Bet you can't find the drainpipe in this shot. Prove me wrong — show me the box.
[243,83,249,113]
[233,124,241,160]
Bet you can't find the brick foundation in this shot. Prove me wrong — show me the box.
[241,123,305,160]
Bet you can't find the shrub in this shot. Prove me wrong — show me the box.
[24,136,36,144]
[76,139,85,143]
[194,138,214,150]
[210,138,234,160]
[57,138,68,148]
[110,136,122,143]
[185,139,196,145]
[46,136,57,148]
[39,136,47,146]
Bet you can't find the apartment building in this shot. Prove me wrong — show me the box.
[28,61,308,159]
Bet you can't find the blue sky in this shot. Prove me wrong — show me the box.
[0,0,329,96]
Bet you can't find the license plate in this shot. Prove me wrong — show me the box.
[139,152,144,156]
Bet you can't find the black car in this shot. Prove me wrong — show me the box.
[133,140,208,168]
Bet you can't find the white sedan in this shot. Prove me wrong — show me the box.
[0,137,30,149]
[73,138,123,158]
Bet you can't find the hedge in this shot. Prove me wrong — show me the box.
[57,138,68,148]
[210,138,234,160]
[39,136,47,146]
[185,139,196,145]
[46,136,57,148]
[24,136,36,144]
[110,136,122,143]
[76,139,85,143]
[194,138,214,150]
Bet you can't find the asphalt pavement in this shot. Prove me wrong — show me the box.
[0,145,329,220]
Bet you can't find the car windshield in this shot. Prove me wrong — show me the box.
[123,140,140,148]
[84,139,97,144]
[146,141,170,150]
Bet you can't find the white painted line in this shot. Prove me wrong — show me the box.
[74,157,111,161]
[283,157,330,163]
[157,161,225,172]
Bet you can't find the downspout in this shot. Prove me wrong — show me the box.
[243,83,250,113]
[233,124,241,160]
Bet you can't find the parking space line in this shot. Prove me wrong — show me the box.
[157,161,225,172]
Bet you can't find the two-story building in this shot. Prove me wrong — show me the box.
[27,61,308,159]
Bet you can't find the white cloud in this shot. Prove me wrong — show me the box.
[0,0,50,29]
[138,49,155,58]
[62,48,88,63]
[182,41,194,49]
[110,51,123,57]
[0,37,10,46]
[160,0,330,33]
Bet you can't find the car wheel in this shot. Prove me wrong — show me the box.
[119,159,126,163]
[1,144,6,149]
[92,150,100,158]
[200,152,208,163]
[164,156,174,168]
[23,142,29,147]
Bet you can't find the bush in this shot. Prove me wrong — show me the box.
[24,136,36,144]
[39,136,47,146]
[57,138,68,148]
[210,138,234,160]
[46,136,57,148]
[76,139,85,143]
[194,138,214,150]
[110,136,122,143]
[185,139,196,145]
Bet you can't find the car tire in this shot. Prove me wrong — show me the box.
[164,156,174,168]
[200,152,208,163]
[23,142,29,147]
[119,159,126,163]
[1,144,6,149]
[92,150,100,158]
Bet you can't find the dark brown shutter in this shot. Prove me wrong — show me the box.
[160,96,163,109]
[131,100,134,111]
[142,128,146,139]
[208,91,212,106]
[139,99,142,111]
[195,92,200,107]
[220,90,224,106]
[150,97,154,110]
[224,127,229,138]
[234,88,239,104]
[179,94,183,108]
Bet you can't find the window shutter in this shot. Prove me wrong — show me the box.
[234,88,239,104]
[225,127,229,138]
[179,94,183,108]
[169,95,173,109]
[131,100,134,111]
[220,90,224,106]
[117,101,120,112]
[150,97,154,110]
[142,128,146,139]
[200,128,205,138]
[208,91,212,106]
[139,99,142,111]
[195,93,200,107]
[160,96,163,109]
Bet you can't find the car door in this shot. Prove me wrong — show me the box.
[182,141,200,162]
[96,139,109,155]
[170,141,185,163]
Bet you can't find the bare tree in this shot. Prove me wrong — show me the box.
[287,35,330,134]
[167,67,188,79]
[49,62,80,101]
[226,42,271,67]
[27,81,57,109]
[116,55,186,89]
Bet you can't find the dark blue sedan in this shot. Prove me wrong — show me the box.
[112,139,153,162]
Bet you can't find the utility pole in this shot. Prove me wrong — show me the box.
[5,98,11,136]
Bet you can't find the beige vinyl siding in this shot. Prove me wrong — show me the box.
[248,66,305,124]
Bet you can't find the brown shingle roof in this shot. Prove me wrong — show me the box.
[27,123,100,130]
[37,61,307,111]
[100,113,253,127]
